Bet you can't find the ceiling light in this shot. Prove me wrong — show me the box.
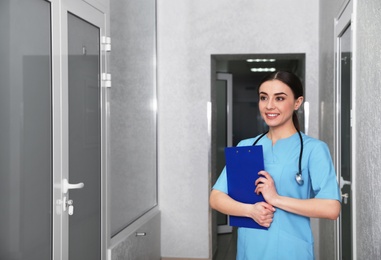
[246,59,276,63]
[250,68,276,72]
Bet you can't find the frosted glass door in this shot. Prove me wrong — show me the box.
[0,0,52,259]
[67,12,101,260]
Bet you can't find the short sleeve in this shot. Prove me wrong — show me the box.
[308,142,341,201]
[212,166,228,194]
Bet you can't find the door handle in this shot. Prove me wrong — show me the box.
[340,176,351,190]
[63,178,84,193]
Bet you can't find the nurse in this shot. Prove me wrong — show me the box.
[210,71,341,260]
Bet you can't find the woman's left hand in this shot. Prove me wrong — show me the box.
[255,171,279,205]
[255,171,341,220]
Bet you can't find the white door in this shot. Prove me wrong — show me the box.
[335,1,356,259]
[54,1,108,259]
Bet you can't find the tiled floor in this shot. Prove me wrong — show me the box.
[214,228,237,260]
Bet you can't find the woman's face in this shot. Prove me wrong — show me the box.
[258,79,303,130]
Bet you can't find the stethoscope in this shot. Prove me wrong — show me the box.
[253,130,304,185]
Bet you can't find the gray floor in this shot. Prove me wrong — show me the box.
[214,228,237,260]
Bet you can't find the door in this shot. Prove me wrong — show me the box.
[216,73,233,234]
[0,0,52,259]
[57,1,108,259]
[335,2,355,259]
[67,11,101,260]
[0,1,108,259]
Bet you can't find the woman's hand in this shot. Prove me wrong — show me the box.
[255,170,279,205]
[210,189,275,227]
[254,171,341,220]
[248,202,276,228]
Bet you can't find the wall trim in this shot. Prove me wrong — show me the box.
[161,258,210,260]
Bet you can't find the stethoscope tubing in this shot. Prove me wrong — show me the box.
[253,130,304,185]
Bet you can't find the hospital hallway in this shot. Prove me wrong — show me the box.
[2,0,381,259]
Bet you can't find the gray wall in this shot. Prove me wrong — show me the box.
[355,0,381,258]
[157,0,320,258]
[110,0,157,236]
[108,0,160,258]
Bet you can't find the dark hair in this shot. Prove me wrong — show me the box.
[257,71,304,131]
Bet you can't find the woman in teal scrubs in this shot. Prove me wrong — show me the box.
[210,71,341,260]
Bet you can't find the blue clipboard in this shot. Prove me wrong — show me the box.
[225,145,267,230]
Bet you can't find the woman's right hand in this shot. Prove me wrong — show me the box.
[247,202,276,228]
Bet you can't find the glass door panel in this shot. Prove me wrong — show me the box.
[0,0,52,259]
[67,12,101,260]
[216,73,233,234]
[339,24,352,260]
[335,3,354,258]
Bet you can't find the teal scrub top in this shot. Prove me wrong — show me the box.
[213,132,341,260]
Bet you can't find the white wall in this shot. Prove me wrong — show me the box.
[157,0,320,258]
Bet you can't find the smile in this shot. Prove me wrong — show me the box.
[266,113,279,117]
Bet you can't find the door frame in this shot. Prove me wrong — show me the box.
[51,0,110,259]
[216,73,233,234]
[334,0,357,259]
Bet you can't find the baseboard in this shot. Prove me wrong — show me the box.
[161,257,210,260]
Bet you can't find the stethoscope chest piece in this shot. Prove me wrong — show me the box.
[295,172,304,186]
